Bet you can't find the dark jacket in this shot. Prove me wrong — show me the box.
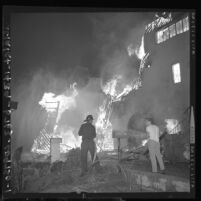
[78,122,96,141]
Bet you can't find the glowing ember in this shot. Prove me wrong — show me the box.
[59,127,81,152]
[142,139,148,146]
[165,119,181,134]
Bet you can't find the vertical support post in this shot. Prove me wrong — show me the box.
[190,106,195,144]
[50,138,62,163]
[118,138,121,161]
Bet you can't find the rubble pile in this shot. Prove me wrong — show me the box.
[22,148,81,192]
[41,160,130,193]
[63,148,81,170]
[20,149,157,192]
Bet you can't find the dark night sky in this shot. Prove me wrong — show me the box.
[10,11,155,151]
[11,12,154,86]
[11,13,99,82]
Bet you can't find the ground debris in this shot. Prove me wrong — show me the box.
[22,149,149,192]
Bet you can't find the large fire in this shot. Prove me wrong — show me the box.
[31,82,79,154]
[32,33,150,154]
[39,83,78,127]
[95,34,148,151]
[95,75,142,150]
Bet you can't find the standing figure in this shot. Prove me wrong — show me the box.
[145,118,165,174]
[78,115,99,177]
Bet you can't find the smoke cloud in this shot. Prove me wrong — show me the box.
[89,13,155,131]
[90,12,189,132]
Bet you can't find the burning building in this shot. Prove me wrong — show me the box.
[108,12,190,163]
[114,12,190,162]
[29,12,190,163]
[142,12,190,162]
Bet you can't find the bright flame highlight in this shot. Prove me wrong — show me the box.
[165,119,181,134]
[142,139,148,146]
[102,75,142,102]
[39,82,78,126]
[135,36,146,60]
[128,34,149,76]
[39,93,59,113]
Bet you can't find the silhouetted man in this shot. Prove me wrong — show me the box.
[145,118,165,174]
[78,115,99,176]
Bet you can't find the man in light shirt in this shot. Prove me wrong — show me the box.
[145,118,165,174]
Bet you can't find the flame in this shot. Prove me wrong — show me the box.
[95,75,142,151]
[39,93,59,113]
[135,35,146,60]
[39,82,78,125]
[95,98,113,151]
[32,83,78,154]
[127,35,149,76]
[115,77,142,101]
[102,75,142,102]
[59,127,81,153]
[95,36,144,149]
[102,75,122,98]
[165,119,181,134]
[128,35,146,60]
[54,94,76,124]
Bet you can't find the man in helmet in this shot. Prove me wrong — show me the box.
[78,115,99,176]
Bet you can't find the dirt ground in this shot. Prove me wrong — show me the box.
[120,160,190,179]
[21,151,189,193]
[22,162,137,193]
